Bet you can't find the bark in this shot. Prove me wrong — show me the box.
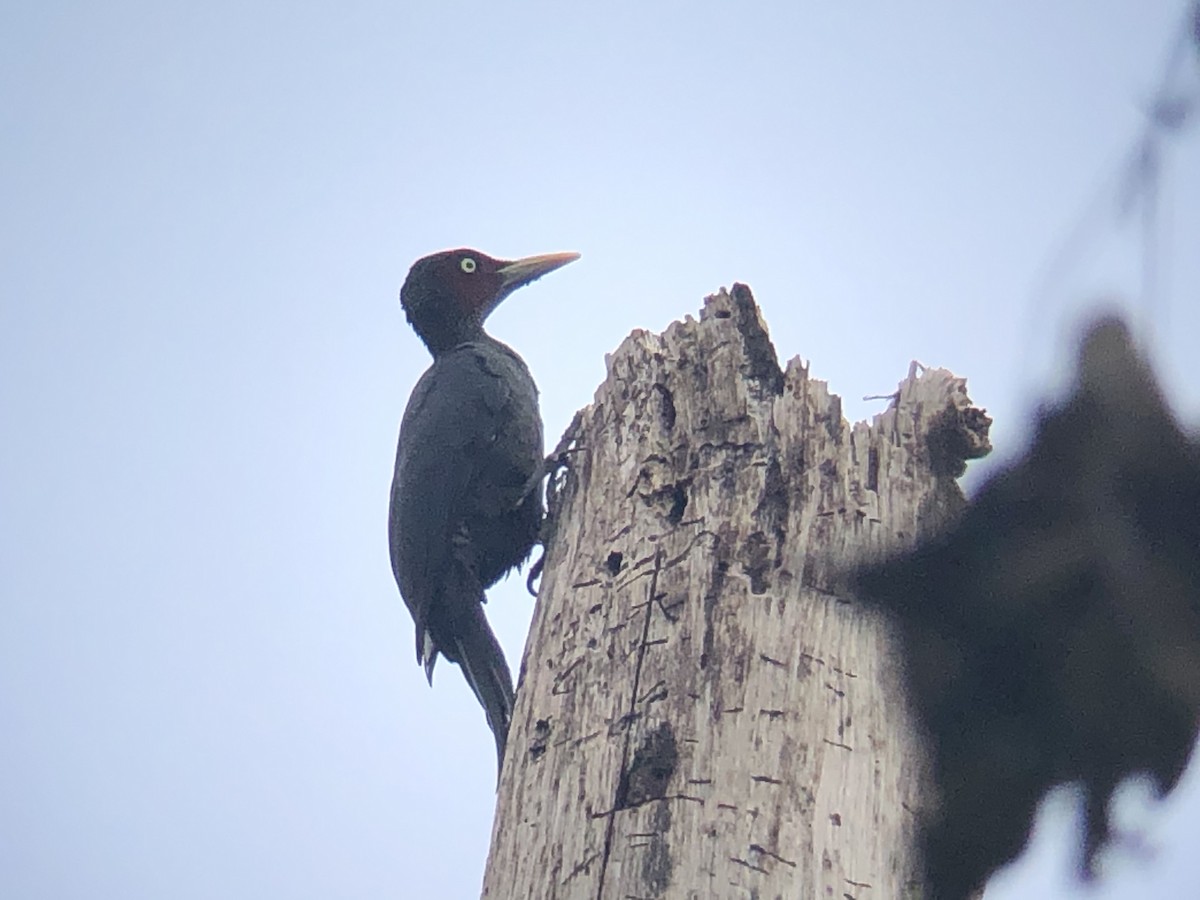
[482,284,990,899]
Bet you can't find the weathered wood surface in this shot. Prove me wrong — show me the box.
[482,284,990,899]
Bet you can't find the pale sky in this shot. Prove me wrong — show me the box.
[2,2,1198,898]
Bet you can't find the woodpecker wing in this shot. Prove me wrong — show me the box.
[388,340,543,669]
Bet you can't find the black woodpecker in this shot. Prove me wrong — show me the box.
[389,248,579,768]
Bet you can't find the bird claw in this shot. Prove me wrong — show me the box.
[526,411,586,597]
[526,552,545,596]
[544,410,585,523]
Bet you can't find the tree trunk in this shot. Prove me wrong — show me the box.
[482,284,989,899]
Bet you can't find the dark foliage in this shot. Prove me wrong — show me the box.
[858,317,1200,900]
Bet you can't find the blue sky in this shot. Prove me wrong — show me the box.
[2,2,1198,897]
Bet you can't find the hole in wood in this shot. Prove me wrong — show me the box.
[667,482,688,524]
[605,551,624,575]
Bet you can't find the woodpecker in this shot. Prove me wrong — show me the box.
[389,248,579,768]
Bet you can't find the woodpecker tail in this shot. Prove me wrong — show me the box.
[452,606,516,774]
[418,595,515,774]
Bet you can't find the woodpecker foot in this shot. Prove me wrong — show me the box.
[526,411,586,597]
[544,409,584,525]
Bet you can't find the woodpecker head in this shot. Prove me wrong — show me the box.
[400,248,580,354]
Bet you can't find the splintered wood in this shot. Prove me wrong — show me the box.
[482,284,988,899]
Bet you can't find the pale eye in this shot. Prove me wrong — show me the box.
[460,257,477,274]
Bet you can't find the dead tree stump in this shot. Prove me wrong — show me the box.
[482,284,990,899]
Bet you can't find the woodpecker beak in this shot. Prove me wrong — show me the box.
[497,252,580,292]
